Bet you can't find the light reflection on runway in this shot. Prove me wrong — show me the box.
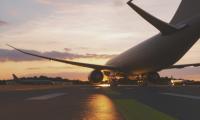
[82,94,123,120]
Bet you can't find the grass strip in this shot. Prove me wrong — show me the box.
[114,99,176,120]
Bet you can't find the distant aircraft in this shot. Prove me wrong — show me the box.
[12,74,53,85]
[8,0,200,86]
[12,74,19,80]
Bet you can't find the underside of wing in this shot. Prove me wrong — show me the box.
[170,0,200,24]
[7,45,119,71]
[167,63,200,69]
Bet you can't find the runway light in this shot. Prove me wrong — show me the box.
[97,84,110,87]
[171,80,175,86]
[171,80,174,84]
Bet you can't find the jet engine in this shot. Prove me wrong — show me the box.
[88,70,104,83]
[146,73,160,83]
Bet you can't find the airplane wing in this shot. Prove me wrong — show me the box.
[7,45,119,71]
[170,0,200,24]
[167,63,200,69]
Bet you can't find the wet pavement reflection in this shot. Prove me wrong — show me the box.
[82,94,123,120]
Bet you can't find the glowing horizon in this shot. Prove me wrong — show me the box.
[0,0,200,81]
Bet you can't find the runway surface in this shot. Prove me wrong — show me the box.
[0,85,199,120]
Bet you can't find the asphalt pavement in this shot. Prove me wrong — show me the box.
[0,85,199,120]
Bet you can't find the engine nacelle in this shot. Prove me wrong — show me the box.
[88,70,104,83]
[145,73,160,83]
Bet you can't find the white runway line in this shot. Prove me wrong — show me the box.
[161,92,200,100]
[27,93,66,100]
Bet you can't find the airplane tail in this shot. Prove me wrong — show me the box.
[170,0,200,24]
[127,0,200,34]
[12,74,19,80]
[127,0,179,35]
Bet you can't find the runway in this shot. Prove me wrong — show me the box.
[0,85,199,120]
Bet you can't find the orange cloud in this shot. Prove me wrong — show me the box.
[0,20,8,26]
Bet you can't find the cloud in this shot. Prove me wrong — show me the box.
[0,48,116,62]
[160,67,200,81]
[37,0,100,5]
[64,48,71,52]
[25,71,89,80]
[0,20,8,26]
[111,0,124,7]
[36,0,124,13]
[27,66,73,70]
[36,0,96,8]
[84,53,116,59]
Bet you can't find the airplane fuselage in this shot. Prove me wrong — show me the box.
[106,15,200,75]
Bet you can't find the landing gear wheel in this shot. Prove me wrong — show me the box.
[137,80,148,87]
[110,79,119,87]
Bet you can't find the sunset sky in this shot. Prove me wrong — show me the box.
[1,0,200,80]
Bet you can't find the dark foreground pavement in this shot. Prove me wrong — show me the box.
[0,85,199,120]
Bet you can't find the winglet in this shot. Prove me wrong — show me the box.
[7,44,25,54]
[12,74,19,80]
[7,44,15,49]
[127,0,179,35]
[127,0,133,3]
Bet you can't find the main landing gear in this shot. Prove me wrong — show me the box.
[107,72,161,87]
[109,79,119,87]
[137,72,161,86]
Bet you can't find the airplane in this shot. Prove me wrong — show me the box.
[11,74,54,85]
[8,0,200,86]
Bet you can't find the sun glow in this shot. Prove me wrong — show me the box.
[82,94,121,120]
[0,57,109,80]
[97,84,110,88]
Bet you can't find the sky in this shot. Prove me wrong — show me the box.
[0,0,200,81]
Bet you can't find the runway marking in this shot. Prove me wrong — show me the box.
[161,92,200,100]
[27,93,66,100]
